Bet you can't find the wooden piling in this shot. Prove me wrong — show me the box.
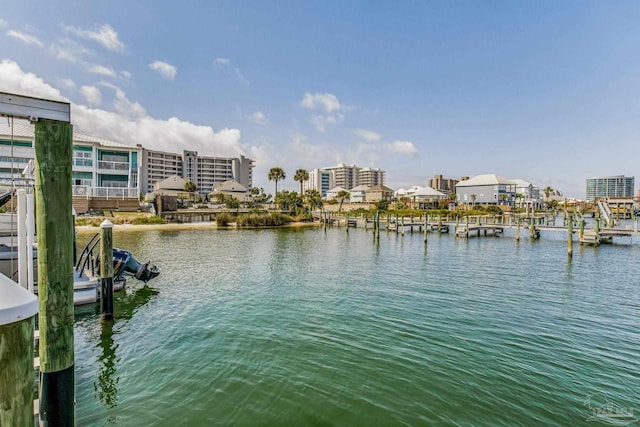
[34,119,75,426]
[345,212,349,233]
[401,216,405,236]
[516,217,520,242]
[579,216,585,242]
[465,216,469,238]
[567,213,573,257]
[100,220,115,321]
[0,280,38,427]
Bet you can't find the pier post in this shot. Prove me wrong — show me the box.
[465,216,469,238]
[401,216,405,236]
[568,213,573,257]
[34,119,75,426]
[579,216,585,242]
[100,220,115,321]
[0,280,38,427]
[437,215,442,233]
[594,212,600,239]
[423,212,428,244]
[345,212,349,233]
[516,217,520,242]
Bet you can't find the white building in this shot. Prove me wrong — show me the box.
[358,167,384,187]
[510,178,542,210]
[349,185,370,203]
[302,168,335,198]
[455,174,516,206]
[318,164,385,190]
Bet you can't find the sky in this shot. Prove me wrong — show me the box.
[1,1,639,198]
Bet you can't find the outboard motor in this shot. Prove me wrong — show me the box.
[112,248,160,283]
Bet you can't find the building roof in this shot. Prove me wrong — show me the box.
[327,186,348,193]
[212,179,248,193]
[455,174,515,187]
[350,185,370,192]
[155,175,189,191]
[366,184,394,192]
[411,186,446,197]
[0,121,132,148]
[510,178,534,188]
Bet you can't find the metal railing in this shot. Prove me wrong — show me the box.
[98,160,129,171]
[73,158,93,167]
[72,186,138,199]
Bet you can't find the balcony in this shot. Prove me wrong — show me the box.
[98,160,130,174]
[73,186,138,199]
[73,158,93,168]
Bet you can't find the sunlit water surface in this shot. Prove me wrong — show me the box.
[74,227,640,426]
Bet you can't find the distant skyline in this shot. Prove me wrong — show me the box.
[1,1,639,198]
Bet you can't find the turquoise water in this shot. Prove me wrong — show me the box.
[74,227,640,426]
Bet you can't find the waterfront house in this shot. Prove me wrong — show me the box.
[349,185,370,203]
[455,174,516,207]
[326,186,349,202]
[209,179,250,202]
[365,184,394,203]
[408,186,447,209]
[510,178,542,210]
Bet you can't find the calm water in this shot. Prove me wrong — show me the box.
[73,226,640,426]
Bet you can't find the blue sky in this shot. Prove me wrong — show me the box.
[1,1,639,198]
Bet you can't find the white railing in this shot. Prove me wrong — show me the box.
[73,158,93,167]
[72,186,138,199]
[97,160,129,171]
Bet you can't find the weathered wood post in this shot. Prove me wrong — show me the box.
[567,213,573,257]
[345,212,349,233]
[35,119,75,426]
[465,215,469,238]
[437,215,442,233]
[423,212,428,244]
[100,220,114,321]
[0,278,39,427]
[594,212,600,240]
[516,217,520,242]
[579,216,585,242]
[401,216,405,236]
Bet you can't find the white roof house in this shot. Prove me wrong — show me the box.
[326,186,349,201]
[455,174,516,206]
[411,186,446,198]
[349,185,370,203]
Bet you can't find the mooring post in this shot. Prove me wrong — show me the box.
[567,213,573,257]
[401,216,405,236]
[345,212,349,233]
[35,119,75,426]
[423,212,428,244]
[465,216,469,238]
[0,278,38,427]
[437,215,442,233]
[100,220,114,321]
[594,212,600,239]
[516,217,520,242]
[579,216,585,241]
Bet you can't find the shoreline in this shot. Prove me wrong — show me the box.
[75,221,322,232]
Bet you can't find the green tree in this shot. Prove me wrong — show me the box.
[336,190,350,212]
[304,189,323,210]
[470,194,477,207]
[268,167,286,198]
[293,169,309,195]
[375,199,390,211]
[543,186,554,208]
[183,180,197,194]
[225,196,240,209]
[216,193,226,205]
[276,190,303,213]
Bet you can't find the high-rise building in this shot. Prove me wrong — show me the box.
[358,167,385,187]
[320,164,385,190]
[427,174,458,194]
[141,149,254,195]
[303,169,335,198]
[586,176,634,201]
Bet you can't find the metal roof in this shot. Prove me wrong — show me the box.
[455,174,515,187]
[0,121,134,149]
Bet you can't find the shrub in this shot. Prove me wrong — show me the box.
[236,212,292,227]
[132,216,166,225]
[215,212,235,226]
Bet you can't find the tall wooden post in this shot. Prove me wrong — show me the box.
[465,216,469,238]
[0,279,38,427]
[423,212,428,244]
[401,216,405,236]
[579,217,585,242]
[567,213,573,257]
[35,119,75,426]
[100,220,114,320]
[594,212,600,239]
[345,212,349,233]
[516,217,520,242]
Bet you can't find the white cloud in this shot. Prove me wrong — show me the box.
[88,64,117,78]
[388,140,419,155]
[63,24,125,53]
[212,58,249,84]
[213,58,230,68]
[149,60,177,80]
[300,92,342,113]
[120,70,131,79]
[7,30,43,47]
[249,111,267,125]
[59,78,76,90]
[80,85,102,106]
[50,38,93,63]
[0,59,68,101]
[310,114,343,133]
[0,60,245,168]
[353,129,381,142]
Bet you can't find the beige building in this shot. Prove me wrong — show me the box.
[365,184,394,202]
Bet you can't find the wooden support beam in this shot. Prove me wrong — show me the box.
[34,119,75,426]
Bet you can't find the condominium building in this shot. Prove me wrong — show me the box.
[358,167,385,187]
[302,168,335,198]
[586,175,635,201]
[427,174,458,195]
[319,164,385,190]
[141,149,254,196]
[0,121,141,199]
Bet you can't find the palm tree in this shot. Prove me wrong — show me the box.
[470,194,477,208]
[543,186,553,205]
[293,169,309,195]
[336,190,350,212]
[304,189,323,210]
[268,167,286,198]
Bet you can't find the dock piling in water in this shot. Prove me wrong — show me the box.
[100,220,115,321]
